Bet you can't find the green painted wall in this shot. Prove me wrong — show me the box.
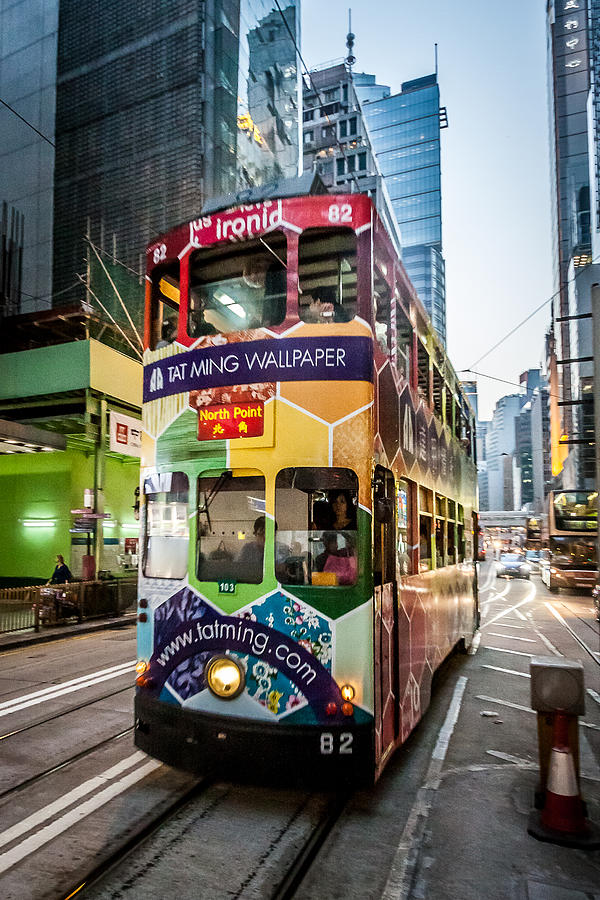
[0,448,139,582]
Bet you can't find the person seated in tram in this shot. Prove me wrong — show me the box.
[328,489,357,531]
[305,287,350,324]
[237,515,265,583]
[156,317,177,347]
[188,291,218,337]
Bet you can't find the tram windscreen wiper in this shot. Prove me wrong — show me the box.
[198,470,232,533]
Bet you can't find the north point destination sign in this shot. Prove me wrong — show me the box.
[143,335,373,402]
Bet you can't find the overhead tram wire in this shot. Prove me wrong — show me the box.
[0,97,55,147]
[468,249,600,370]
[458,367,562,403]
[272,0,363,194]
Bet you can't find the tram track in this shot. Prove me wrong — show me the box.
[59,775,212,900]
[543,600,600,667]
[554,596,600,638]
[62,780,350,900]
[268,791,351,900]
[0,683,133,743]
[0,726,134,804]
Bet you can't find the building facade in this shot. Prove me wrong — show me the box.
[301,61,401,254]
[546,0,596,489]
[0,0,301,315]
[355,72,448,344]
[0,0,58,315]
[485,394,522,511]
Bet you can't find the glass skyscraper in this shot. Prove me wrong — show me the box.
[546,0,596,489]
[0,0,58,315]
[0,0,301,314]
[355,73,447,344]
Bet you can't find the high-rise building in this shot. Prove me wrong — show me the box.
[0,0,301,316]
[485,394,522,510]
[546,0,597,489]
[531,383,552,512]
[355,72,448,344]
[0,2,58,316]
[461,380,478,421]
[301,61,401,254]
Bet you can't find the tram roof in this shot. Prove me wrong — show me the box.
[200,172,328,217]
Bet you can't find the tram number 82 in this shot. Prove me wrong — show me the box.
[319,732,353,755]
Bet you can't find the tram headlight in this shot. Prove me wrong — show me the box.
[136,660,148,676]
[206,655,245,699]
[340,683,355,702]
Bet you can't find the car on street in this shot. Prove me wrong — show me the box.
[496,552,531,579]
[524,549,541,573]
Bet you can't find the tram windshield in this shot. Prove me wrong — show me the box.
[197,473,266,583]
[188,234,287,335]
[143,472,189,579]
[275,467,358,586]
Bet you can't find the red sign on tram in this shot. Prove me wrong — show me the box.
[197,402,265,441]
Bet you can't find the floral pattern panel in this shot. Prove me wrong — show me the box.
[239,591,332,717]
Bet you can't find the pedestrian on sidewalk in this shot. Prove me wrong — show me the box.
[48,554,72,585]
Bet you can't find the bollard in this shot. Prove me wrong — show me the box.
[527,656,599,848]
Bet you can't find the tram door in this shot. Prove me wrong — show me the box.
[373,466,399,764]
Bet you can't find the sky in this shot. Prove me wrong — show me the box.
[301,0,554,421]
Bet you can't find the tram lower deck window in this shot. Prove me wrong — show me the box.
[143,472,189,579]
[275,467,359,586]
[197,473,266,583]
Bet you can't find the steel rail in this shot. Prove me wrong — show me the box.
[269,791,351,900]
[544,601,600,668]
[60,776,211,900]
[0,727,134,803]
[0,684,133,743]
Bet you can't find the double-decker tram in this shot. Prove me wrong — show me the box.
[134,187,479,784]
[543,491,597,593]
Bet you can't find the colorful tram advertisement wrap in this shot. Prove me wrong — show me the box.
[134,191,479,784]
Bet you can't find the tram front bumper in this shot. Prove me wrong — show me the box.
[135,691,374,786]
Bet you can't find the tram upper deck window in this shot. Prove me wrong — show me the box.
[197,472,266,583]
[417,340,430,403]
[374,268,391,354]
[188,234,287,335]
[143,472,189,578]
[275,467,359,586]
[432,366,444,422]
[396,303,412,382]
[150,260,180,350]
[298,228,357,324]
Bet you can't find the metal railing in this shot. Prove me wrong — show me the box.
[0,577,137,635]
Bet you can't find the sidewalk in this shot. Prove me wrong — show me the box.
[0,612,137,652]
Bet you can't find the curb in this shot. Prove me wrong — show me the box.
[0,614,137,652]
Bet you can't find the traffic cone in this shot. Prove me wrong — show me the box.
[528,712,600,848]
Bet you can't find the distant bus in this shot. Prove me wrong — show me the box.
[543,491,597,593]
[525,516,543,551]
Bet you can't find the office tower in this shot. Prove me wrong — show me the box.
[531,383,552,512]
[546,0,596,489]
[460,380,478,421]
[301,61,401,254]
[0,2,58,316]
[355,72,448,345]
[485,395,522,510]
[0,0,301,316]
